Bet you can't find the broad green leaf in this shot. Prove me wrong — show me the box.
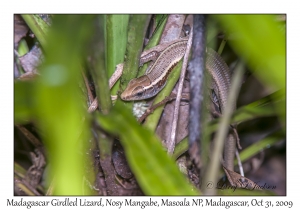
[14,81,35,123]
[214,15,285,90]
[96,101,199,195]
[214,15,286,127]
[33,15,95,195]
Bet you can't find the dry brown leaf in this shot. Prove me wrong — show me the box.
[223,166,261,190]
[19,45,43,73]
[14,15,28,46]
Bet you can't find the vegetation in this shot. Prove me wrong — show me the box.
[14,14,285,195]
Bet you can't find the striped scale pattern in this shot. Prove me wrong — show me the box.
[205,48,232,112]
[146,40,188,83]
[121,39,188,101]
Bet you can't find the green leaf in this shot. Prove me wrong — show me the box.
[21,14,49,47]
[17,39,29,56]
[88,15,112,114]
[137,14,168,77]
[235,131,284,165]
[214,15,285,90]
[105,15,129,94]
[96,101,199,195]
[172,137,188,160]
[207,90,285,135]
[143,62,183,131]
[33,15,95,195]
[14,162,27,179]
[14,81,35,123]
[120,15,151,89]
[119,15,151,110]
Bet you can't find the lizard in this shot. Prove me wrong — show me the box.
[205,48,240,171]
[120,37,240,171]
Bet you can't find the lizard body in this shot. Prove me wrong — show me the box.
[120,38,238,170]
[120,38,189,101]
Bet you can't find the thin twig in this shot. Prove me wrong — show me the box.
[45,178,55,195]
[16,125,42,147]
[81,70,94,105]
[235,149,244,177]
[16,179,41,195]
[217,35,227,55]
[166,27,193,154]
[138,93,190,123]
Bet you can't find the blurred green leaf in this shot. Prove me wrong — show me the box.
[215,15,285,90]
[14,162,27,179]
[17,39,29,56]
[14,81,35,123]
[33,15,95,195]
[21,14,49,47]
[89,15,112,114]
[96,101,199,195]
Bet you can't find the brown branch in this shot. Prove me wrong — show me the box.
[138,93,190,123]
[166,26,193,154]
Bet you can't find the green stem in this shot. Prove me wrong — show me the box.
[143,62,182,131]
[234,131,284,165]
[89,15,112,114]
[21,15,48,47]
[172,137,188,160]
[119,15,151,109]
[137,15,168,77]
[106,15,129,94]
[217,35,227,55]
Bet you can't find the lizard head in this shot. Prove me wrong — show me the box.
[120,75,152,101]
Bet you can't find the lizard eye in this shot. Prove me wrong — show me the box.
[136,91,143,97]
[133,86,144,98]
